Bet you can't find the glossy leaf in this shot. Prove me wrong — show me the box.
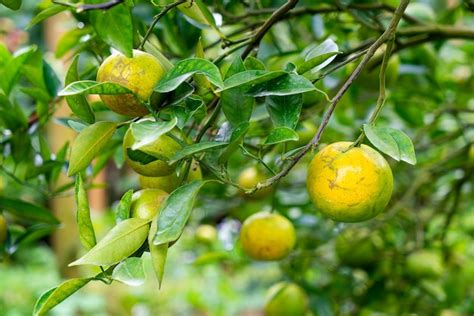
[221,87,254,127]
[27,5,67,29]
[154,58,224,93]
[264,127,299,145]
[75,175,96,250]
[130,118,178,151]
[249,73,316,97]
[148,216,168,287]
[153,181,206,245]
[363,124,417,165]
[116,189,133,223]
[65,56,95,124]
[59,80,133,97]
[0,0,21,10]
[88,1,133,56]
[0,197,59,224]
[265,94,303,129]
[33,278,91,316]
[68,121,117,176]
[69,218,150,266]
[220,70,286,92]
[171,141,228,163]
[225,56,245,80]
[219,122,250,164]
[1,45,35,96]
[299,38,339,74]
[112,257,145,286]
[244,56,266,71]
[126,148,161,164]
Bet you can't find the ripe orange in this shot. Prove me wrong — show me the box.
[240,212,295,261]
[306,142,393,222]
[97,49,165,116]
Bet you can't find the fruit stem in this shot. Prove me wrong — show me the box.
[351,36,395,149]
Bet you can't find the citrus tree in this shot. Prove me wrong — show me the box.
[0,0,473,315]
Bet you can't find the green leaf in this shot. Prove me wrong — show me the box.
[219,122,250,164]
[56,27,91,58]
[154,58,224,93]
[244,56,266,71]
[153,181,206,245]
[116,189,133,223]
[264,127,299,145]
[0,93,28,130]
[112,257,145,286]
[141,38,174,72]
[299,39,339,74]
[266,94,303,129]
[178,0,215,27]
[69,218,150,266]
[33,278,91,316]
[363,124,417,165]
[27,5,67,29]
[14,223,58,251]
[0,0,21,10]
[225,56,245,79]
[221,70,286,92]
[59,80,133,97]
[126,148,161,165]
[249,73,316,97]
[130,118,178,151]
[68,121,117,176]
[0,197,59,224]
[88,1,133,56]
[221,88,254,127]
[65,56,95,124]
[148,216,168,287]
[0,46,35,96]
[75,175,96,250]
[171,141,228,163]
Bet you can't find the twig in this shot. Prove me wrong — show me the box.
[241,0,300,59]
[138,0,187,50]
[352,36,395,147]
[247,0,410,194]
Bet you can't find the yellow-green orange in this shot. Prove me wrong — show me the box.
[123,127,182,177]
[306,142,393,222]
[264,282,309,316]
[335,227,382,267]
[97,49,165,116]
[130,189,168,220]
[0,214,7,244]
[138,160,202,192]
[237,166,272,199]
[195,224,218,245]
[240,212,295,261]
[406,249,444,279]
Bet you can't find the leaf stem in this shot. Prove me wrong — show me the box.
[352,36,395,147]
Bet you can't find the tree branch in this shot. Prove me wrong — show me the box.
[241,0,300,59]
[247,0,410,194]
[138,0,187,50]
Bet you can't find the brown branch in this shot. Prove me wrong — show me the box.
[247,0,410,194]
[241,0,300,59]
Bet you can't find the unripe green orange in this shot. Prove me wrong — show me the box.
[335,227,382,267]
[240,212,295,261]
[237,166,272,199]
[306,142,393,222]
[264,282,309,316]
[130,189,168,220]
[138,160,202,192]
[123,127,182,177]
[406,249,444,279]
[97,49,165,116]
